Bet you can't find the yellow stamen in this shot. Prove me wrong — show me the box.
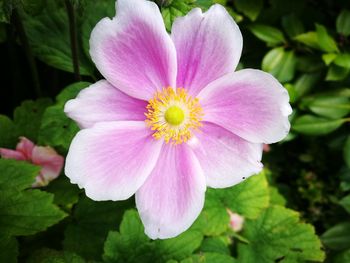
[145,87,203,144]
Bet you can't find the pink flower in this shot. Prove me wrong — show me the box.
[0,137,64,187]
[227,209,244,232]
[64,0,291,239]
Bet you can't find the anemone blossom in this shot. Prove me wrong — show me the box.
[0,137,64,187]
[64,0,292,239]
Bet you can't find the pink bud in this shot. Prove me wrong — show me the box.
[227,209,244,232]
[263,144,271,152]
[0,137,64,187]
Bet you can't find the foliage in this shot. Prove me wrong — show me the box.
[1,0,350,262]
[0,159,66,262]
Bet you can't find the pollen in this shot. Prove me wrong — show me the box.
[145,87,203,144]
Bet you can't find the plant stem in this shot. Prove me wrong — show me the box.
[11,9,42,97]
[65,0,81,81]
[6,24,21,108]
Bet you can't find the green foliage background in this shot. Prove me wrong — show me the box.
[0,0,350,262]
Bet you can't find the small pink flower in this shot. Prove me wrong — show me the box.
[227,209,244,232]
[64,0,291,239]
[0,137,64,187]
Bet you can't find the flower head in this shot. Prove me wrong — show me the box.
[0,137,64,187]
[145,87,203,144]
[64,0,292,239]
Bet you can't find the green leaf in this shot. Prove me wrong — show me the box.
[0,115,17,148]
[0,159,39,191]
[56,82,91,106]
[292,115,347,135]
[322,53,337,65]
[38,82,90,150]
[0,236,18,263]
[192,201,229,236]
[225,7,243,24]
[322,222,350,250]
[336,9,350,37]
[64,196,131,260]
[294,25,339,52]
[238,205,324,263]
[194,171,269,236]
[23,2,93,76]
[103,209,203,262]
[195,0,214,10]
[162,0,194,31]
[27,248,85,263]
[326,64,350,81]
[262,47,296,83]
[315,24,339,53]
[234,0,263,21]
[182,253,238,263]
[284,83,297,103]
[38,105,80,150]
[269,186,287,206]
[219,172,269,218]
[158,0,176,7]
[155,230,203,261]
[294,32,320,49]
[0,190,66,236]
[333,249,350,263]
[45,176,81,207]
[301,95,350,119]
[200,237,230,255]
[104,210,150,263]
[0,3,8,24]
[104,231,153,263]
[281,132,297,142]
[334,53,350,68]
[0,159,64,239]
[344,136,350,168]
[296,56,324,73]
[13,98,52,141]
[282,13,304,38]
[80,0,115,61]
[119,209,148,240]
[249,24,285,46]
[22,0,46,15]
[340,167,350,192]
[336,88,350,97]
[339,195,350,214]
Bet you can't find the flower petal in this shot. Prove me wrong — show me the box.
[16,137,35,159]
[0,148,26,160]
[64,80,147,128]
[89,0,177,100]
[136,144,206,239]
[198,69,292,144]
[65,121,163,201]
[188,122,263,188]
[32,146,64,185]
[172,5,242,96]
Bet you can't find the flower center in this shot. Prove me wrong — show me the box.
[164,106,185,125]
[145,87,203,144]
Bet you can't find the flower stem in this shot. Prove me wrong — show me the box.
[65,0,81,81]
[11,9,42,97]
